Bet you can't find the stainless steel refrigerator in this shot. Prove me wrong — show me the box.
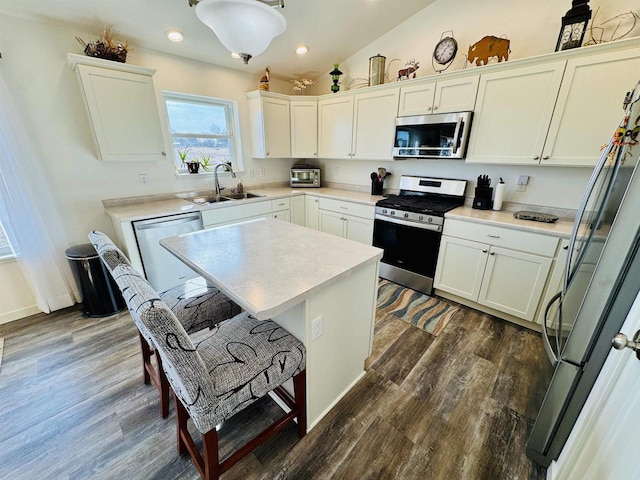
[527,82,640,467]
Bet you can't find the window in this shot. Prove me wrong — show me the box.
[0,221,14,258]
[163,91,243,173]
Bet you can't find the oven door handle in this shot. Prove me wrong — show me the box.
[452,116,463,155]
[375,214,442,232]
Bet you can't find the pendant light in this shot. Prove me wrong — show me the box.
[193,0,286,64]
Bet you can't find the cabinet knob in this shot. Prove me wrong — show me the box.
[542,155,549,160]
[161,151,167,157]
[487,234,501,239]
[482,249,488,253]
[433,105,439,110]
[563,245,569,250]
[533,155,540,160]
[490,252,496,256]
[427,106,433,111]
[266,152,270,156]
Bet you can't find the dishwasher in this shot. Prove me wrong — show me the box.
[132,211,203,292]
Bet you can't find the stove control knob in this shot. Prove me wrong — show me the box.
[382,209,387,214]
[418,215,424,221]
[404,213,409,218]
[390,211,395,216]
[427,217,433,223]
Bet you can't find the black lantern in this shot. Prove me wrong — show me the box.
[555,0,592,51]
[329,64,343,93]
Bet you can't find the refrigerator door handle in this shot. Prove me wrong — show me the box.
[542,291,561,365]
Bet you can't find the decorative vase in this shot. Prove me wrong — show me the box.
[186,162,200,174]
[330,64,343,93]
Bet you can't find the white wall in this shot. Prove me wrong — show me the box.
[0,259,38,325]
[312,0,640,208]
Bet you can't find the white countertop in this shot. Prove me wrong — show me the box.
[104,186,384,223]
[160,217,384,320]
[446,206,575,238]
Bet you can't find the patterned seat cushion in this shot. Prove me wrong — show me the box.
[112,263,305,434]
[159,277,242,333]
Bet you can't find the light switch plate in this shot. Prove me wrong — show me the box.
[311,315,323,340]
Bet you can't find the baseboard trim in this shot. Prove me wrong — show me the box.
[0,305,41,325]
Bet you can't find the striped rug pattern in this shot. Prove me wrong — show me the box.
[377,279,460,336]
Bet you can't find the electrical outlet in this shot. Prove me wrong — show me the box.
[516,175,529,192]
[311,315,323,341]
[139,174,149,186]
[259,168,266,177]
[249,168,255,178]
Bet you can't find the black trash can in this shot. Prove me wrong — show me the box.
[65,243,126,317]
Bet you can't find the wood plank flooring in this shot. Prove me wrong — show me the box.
[0,290,552,479]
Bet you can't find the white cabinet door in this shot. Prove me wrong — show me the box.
[434,236,489,301]
[432,75,480,114]
[290,195,306,226]
[542,48,640,167]
[272,210,291,222]
[398,82,436,116]
[352,88,400,160]
[305,196,320,230]
[74,63,166,162]
[344,215,373,245]
[318,96,354,158]
[319,210,345,237]
[478,246,552,321]
[290,99,318,158]
[247,92,291,159]
[465,61,566,165]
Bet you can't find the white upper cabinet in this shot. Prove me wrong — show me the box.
[290,98,318,159]
[542,47,640,167]
[465,61,566,165]
[352,88,400,160]
[398,75,479,116]
[318,95,355,159]
[318,88,399,160]
[247,91,291,159]
[67,54,167,162]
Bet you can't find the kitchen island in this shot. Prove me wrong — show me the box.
[160,217,383,430]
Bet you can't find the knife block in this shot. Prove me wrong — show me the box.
[473,186,493,210]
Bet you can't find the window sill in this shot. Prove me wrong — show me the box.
[0,254,17,264]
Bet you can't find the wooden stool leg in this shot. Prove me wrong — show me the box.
[156,353,170,419]
[174,392,189,455]
[202,429,220,480]
[138,332,151,385]
[293,369,307,438]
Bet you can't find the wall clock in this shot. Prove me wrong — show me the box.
[432,31,458,72]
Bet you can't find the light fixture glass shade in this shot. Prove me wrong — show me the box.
[195,0,286,63]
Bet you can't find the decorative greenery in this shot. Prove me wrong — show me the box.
[176,147,191,164]
[199,153,214,172]
[76,25,129,63]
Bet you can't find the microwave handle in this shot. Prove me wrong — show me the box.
[452,116,463,154]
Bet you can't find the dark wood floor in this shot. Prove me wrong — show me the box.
[0,293,552,479]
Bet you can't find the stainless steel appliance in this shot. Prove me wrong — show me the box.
[132,211,203,292]
[393,111,473,159]
[373,175,467,295]
[290,165,320,188]
[527,82,640,467]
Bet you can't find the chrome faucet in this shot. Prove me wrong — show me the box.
[213,163,236,196]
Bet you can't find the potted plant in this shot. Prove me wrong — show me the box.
[75,25,129,63]
[199,153,214,172]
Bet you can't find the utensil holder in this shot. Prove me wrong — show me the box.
[371,178,384,195]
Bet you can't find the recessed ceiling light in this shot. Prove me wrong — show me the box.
[296,45,309,55]
[166,30,184,42]
[231,52,241,59]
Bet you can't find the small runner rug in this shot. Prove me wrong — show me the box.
[377,279,459,336]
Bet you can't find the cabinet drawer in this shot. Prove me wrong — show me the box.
[318,198,374,219]
[443,218,559,257]
[271,197,291,211]
[202,201,272,226]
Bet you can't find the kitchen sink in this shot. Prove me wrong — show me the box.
[188,196,232,205]
[221,192,264,200]
[185,192,263,205]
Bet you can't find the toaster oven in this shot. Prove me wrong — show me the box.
[290,167,321,188]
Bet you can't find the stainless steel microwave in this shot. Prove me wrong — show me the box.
[290,168,321,188]
[393,111,473,160]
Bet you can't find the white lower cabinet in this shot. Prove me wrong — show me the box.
[305,196,320,230]
[290,195,306,226]
[434,219,559,323]
[317,197,374,244]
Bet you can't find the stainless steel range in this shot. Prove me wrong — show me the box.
[373,175,467,295]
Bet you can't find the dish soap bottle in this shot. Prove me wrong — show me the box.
[237,181,244,194]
